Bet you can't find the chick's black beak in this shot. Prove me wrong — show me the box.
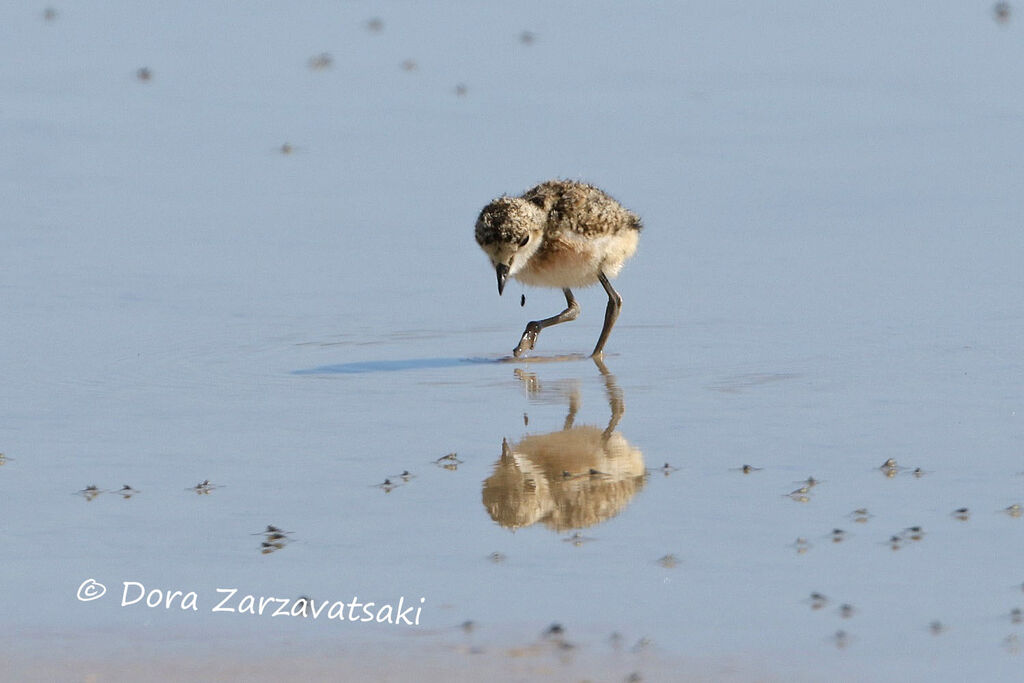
[495,263,509,295]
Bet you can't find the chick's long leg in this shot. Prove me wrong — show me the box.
[590,271,622,359]
[513,288,579,358]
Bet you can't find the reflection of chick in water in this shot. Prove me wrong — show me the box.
[482,359,646,532]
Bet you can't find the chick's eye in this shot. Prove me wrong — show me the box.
[518,235,529,247]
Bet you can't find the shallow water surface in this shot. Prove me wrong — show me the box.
[2,2,1023,681]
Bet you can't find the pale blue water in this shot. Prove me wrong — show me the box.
[2,2,1023,680]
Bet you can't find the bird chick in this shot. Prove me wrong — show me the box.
[475,180,642,358]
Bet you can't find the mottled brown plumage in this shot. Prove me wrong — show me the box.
[474,180,642,358]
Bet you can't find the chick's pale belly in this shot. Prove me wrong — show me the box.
[512,231,638,289]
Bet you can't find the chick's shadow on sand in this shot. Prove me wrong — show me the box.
[292,354,592,375]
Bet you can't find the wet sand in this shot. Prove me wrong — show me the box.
[3,3,1023,682]
[2,628,796,683]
